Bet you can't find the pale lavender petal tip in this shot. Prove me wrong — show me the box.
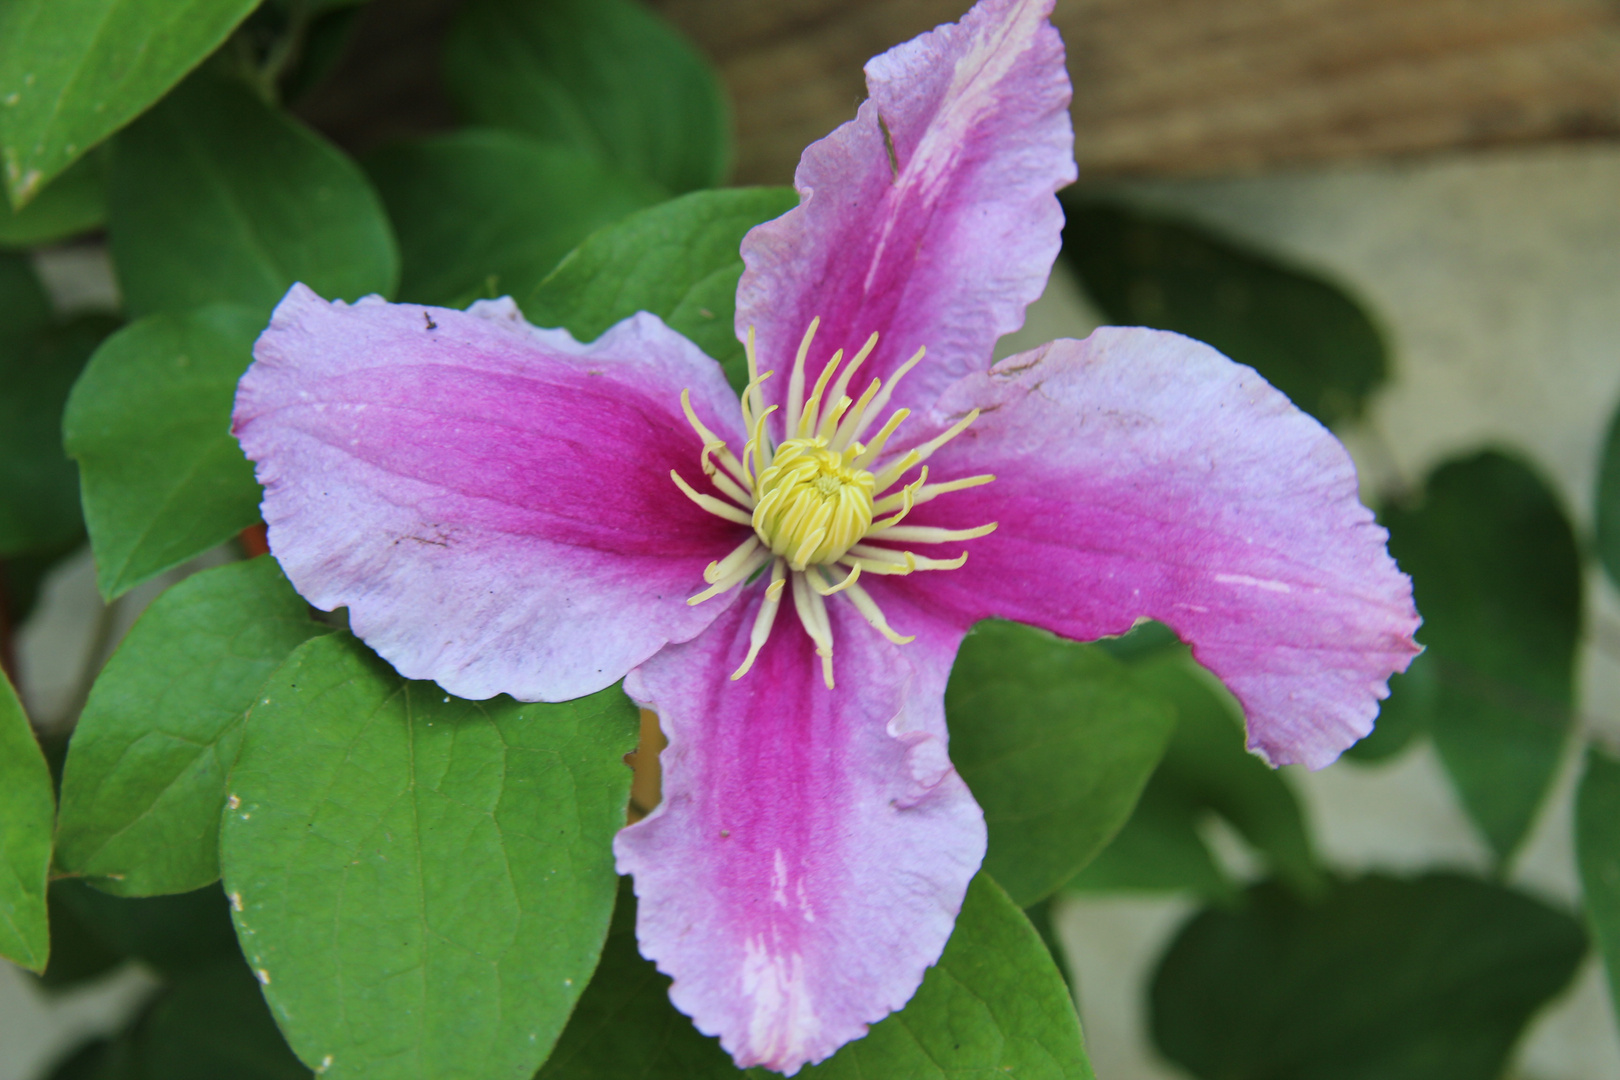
[900,327,1421,769]
[233,284,749,703]
[736,0,1076,424]
[616,599,984,1074]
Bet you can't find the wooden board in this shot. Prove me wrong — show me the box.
[652,0,1620,183]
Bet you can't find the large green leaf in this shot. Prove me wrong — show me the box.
[1069,652,1321,898]
[539,875,1092,1080]
[366,129,662,307]
[56,558,331,895]
[108,73,398,317]
[1151,873,1586,1080]
[64,304,265,599]
[0,0,260,206]
[1383,451,1581,862]
[945,620,1175,906]
[0,149,107,248]
[0,665,53,972]
[527,186,796,389]
[1061,199,1387,428]
[1576,747,1620,1034]
[1597,392,1620,592]
[220,633,639,1080]
[445,0,730,194]
[1,315,113,556]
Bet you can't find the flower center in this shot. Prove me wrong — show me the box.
[752,438,875,568]
[671,317,997,689]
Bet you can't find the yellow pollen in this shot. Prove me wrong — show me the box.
[752,438,875,569]
[672,318,997,689]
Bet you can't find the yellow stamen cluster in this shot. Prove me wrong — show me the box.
[672,318,996,688]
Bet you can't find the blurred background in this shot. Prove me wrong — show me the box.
[4,1,1620,1078]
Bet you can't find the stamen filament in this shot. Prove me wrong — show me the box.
[810,563,862,596]
[848,346,925,443]
[704,535,762,584]
[851,408,911,470]
[831,376,884,450]
[680,389,748,487]
[785,317,820,437]
[870,410,981,491]
[791,570,837,688]
[870,467,927,529]
[867,522,998,543]
[825,332,879,420]
[670,470,754,525]
[732,559,787,679]
[687,547,771,605]
[875,473,995,512]
[847,543,968,572]
[843,580,914,645]
[840,550,918,576]
[798,347,844,438]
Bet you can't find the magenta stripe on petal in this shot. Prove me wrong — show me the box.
[616,592,983,1074]
[736,0,1075,426]
[886,328,1421,769]
[234,285,749,702]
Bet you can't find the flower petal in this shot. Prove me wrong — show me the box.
[615,590,984,1074]
[735,0,1075,420]
[887,328,1421,769]
[234,285,749,702]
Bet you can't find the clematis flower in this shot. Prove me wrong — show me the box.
[232,0,1420,1072]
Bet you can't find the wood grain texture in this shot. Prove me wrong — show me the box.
[651,0,1620,183]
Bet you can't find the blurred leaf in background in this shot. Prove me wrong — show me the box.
[1596,391,1620,591]
[1576,747,1620,1034]
[366,129,662,307]
[446,0,731,196]
[1151,874,1586,1080]
[0,0,260,206]
[1069,649,1322,899]
[946,620,1176,907]
[1061,199,1387,428]
[0,665,53,972]
[1382,451,1581,864]
[528,187,797,388]
[0,150,109,250]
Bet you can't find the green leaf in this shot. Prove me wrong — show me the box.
[366,129,662,307]
[1597,392,1620,592]
[1575,746,1620,1035]
[1061,199,1387,427]
[0,0,260,206]
[0,149,107,248]
[134,962,311,1079]
[56,558,332,895]
[48,879,242,975]
[108,73,398,317]
[1343,648,1433,763]
[64,304,266,599]
[1151,873,1587,1080]
[446,0,730,194]
[527,187,795,389]
[1,316,114,556]
[540,875,1093,1080]
[1069,652,1321,898]
[1384,450,1581,862]
[0,247,51,333]
[220,633,639,1080]
[0,665,53,972]
[945,620,1175,906]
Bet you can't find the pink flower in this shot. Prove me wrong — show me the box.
[232,0,1419,1072]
